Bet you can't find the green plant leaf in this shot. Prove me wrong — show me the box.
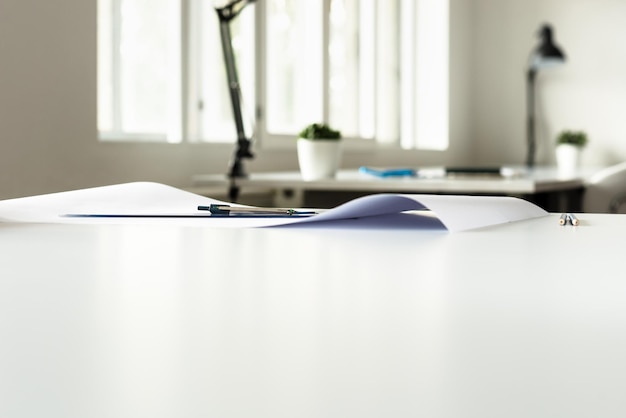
[298,123,342,140]
[556,130,588,147]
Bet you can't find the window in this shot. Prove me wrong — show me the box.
[98,0,449,150]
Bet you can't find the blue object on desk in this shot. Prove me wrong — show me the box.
[359,166,417,178]
[360,165,512,179]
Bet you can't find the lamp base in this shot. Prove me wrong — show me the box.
[227,144,254,202]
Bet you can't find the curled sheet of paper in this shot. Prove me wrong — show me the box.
[0,182,548,232]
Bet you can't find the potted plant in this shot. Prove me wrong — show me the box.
[555,130,588,176]
[296,123,342,180]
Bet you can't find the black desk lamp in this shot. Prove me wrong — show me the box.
[214,0,256,201]
[526,24,566,168]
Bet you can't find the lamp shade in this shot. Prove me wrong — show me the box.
[529,25,566,69]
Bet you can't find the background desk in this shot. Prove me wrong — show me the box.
[2,214,626,417]
[193,167,590,211]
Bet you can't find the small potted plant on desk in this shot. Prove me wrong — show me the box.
[555,130,588,176]
[297,123,342,181]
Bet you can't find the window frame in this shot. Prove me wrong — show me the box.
[97,0,449,152]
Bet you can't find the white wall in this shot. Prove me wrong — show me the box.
[470,0,626,167]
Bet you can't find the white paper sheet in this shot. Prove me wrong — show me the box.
[0,182,548,232]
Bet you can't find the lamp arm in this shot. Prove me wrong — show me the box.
[216,2,254,201]
[218,19,251,154]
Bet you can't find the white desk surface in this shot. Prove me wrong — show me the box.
[1,213,626,417]
[193,167,591,194]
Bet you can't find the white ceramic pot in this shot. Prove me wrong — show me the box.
[297,138,342,181]
[555,144,581,177]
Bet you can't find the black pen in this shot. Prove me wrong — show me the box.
[198,204,317,217]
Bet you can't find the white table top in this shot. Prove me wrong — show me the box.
[1,213,626,417]
[193,167,591,194]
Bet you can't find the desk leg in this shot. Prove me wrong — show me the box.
[273,188,304,208]
[524,188,584,212]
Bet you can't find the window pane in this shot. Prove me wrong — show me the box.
[265,0,323,135]
[98,0,181,141]
[400,0,449,150]
[120,0,179,137]
[415,0,449,150]
[328,0,375,139]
